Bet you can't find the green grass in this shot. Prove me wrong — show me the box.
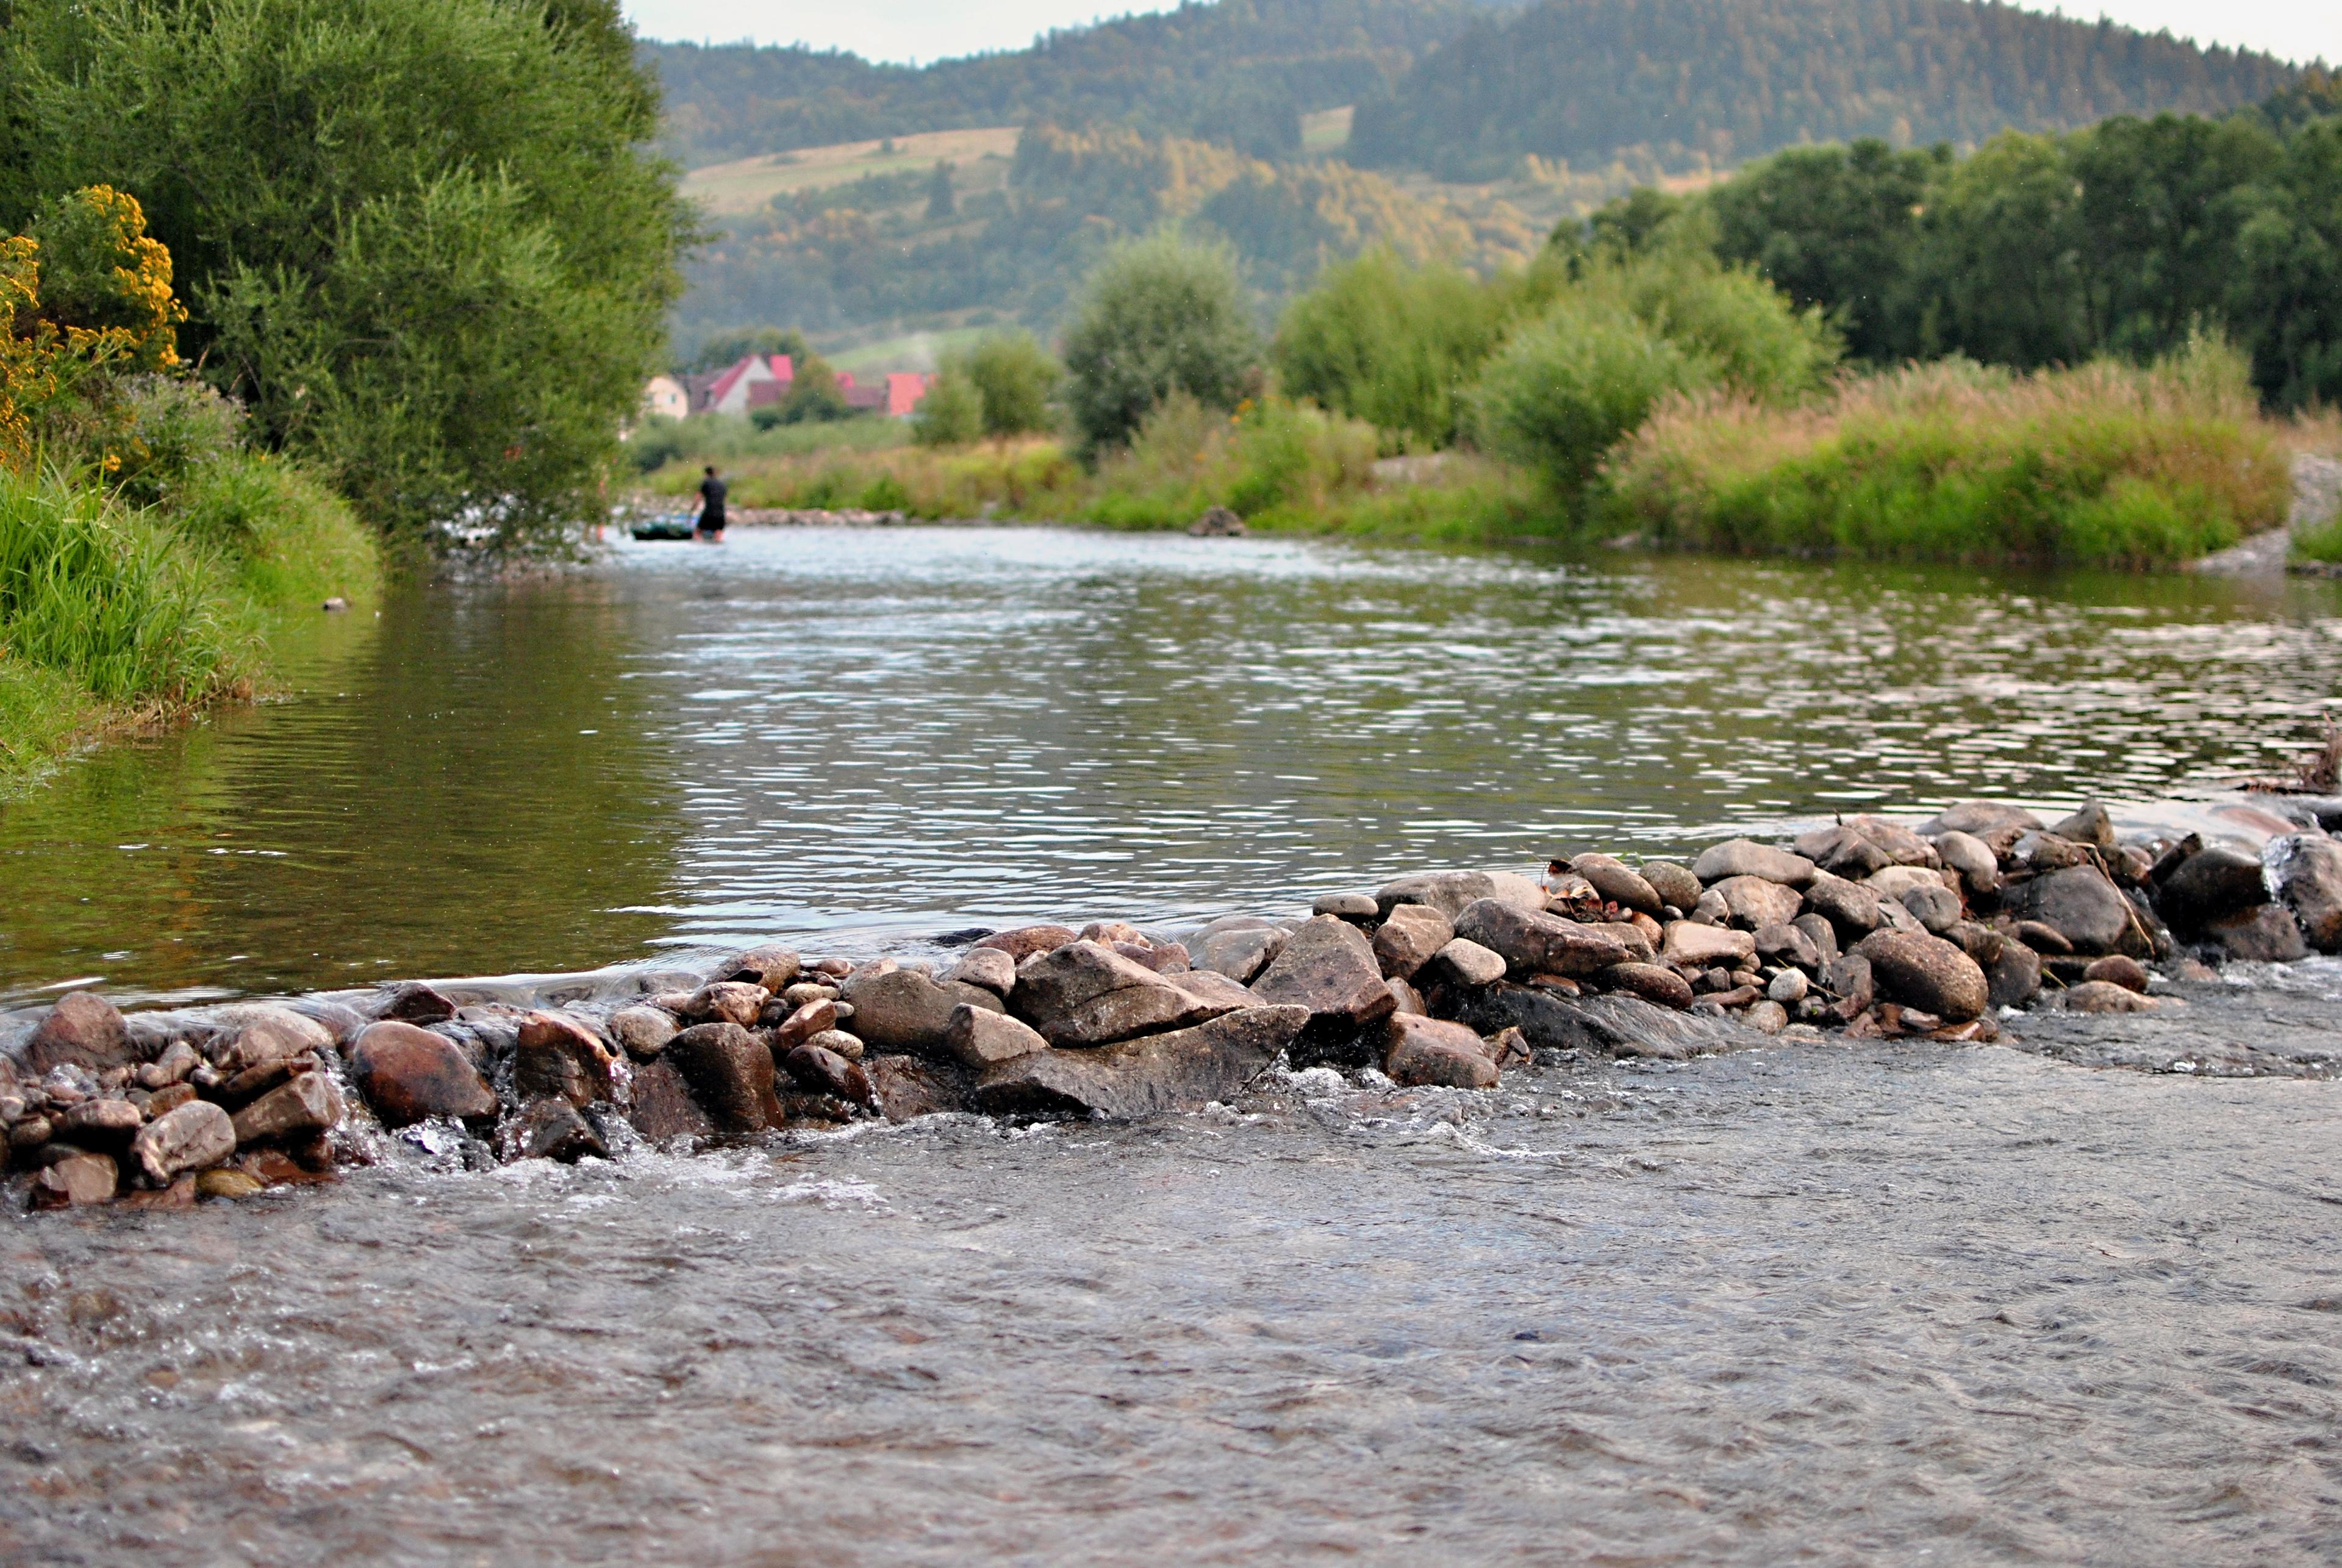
[1601,346,2291,567]
[0,454,379,789]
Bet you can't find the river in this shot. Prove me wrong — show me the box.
[2,527,2339,1563]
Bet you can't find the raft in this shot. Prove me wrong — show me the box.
[630,516,697,542]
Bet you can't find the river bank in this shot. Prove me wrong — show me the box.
[7,790,2339,1213]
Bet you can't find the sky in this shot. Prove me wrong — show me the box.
[623,0,2334,68]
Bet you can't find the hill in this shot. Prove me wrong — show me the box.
[647,0,1522,165]
[1347,0,2303,181]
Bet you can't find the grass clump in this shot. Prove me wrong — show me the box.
[1602,338,2288,565]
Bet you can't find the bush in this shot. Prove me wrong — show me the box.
[1467,297,1708,499]
[1273,249,1526,449]
[912,374,983,447]
[1603,338,2288,565]
[27,185,185,372]
[1061,233,1261,458]
[961,332,1061,438]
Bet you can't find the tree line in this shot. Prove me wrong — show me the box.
[1348,0,2301,181]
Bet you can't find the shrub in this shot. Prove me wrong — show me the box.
[1273,249,1525,449]
[961,332,1061,438]
[912,373,983,447]
[1061,233,1261,458]
[28,185,185,373]
[1467,296,1708,499]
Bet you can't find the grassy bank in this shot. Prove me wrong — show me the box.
[0,454,378,788]
[1600,348,2291,567]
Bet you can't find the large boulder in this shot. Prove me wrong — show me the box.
[349,1022,499,1128]
[2004,864,2138,956]
[944,1005,1050,1069]
[2267,833,2342,952]
[662,1022,783,1134]
[2205,904,2308,963]
[864,1056,973,1122]
[129,1101,235,1187]
[513,1012,615,1108]
[1931,830,2001,895]
[1373,870,1547,922]
[24,992,134,1075]
[1708,875,1804,931]
[1801,874,1883,938]
[1852,931,1988,1022]
[1191,918,1289,984]
[29,1152,118,1209]
[1371,904,1454,981]
[1250,916,1398,1065]
[974,1006,1304,1119]
[1012,940,1253,1049]
[626,1059,715,1141]
[1383,1015,1499,1089]
[842,968,1006,1054]
[1689,840,1816,888]
[2155,845,2269,934]
[1453,986,1753,1062]
[1453,899,1644,979]
[209,1006,335,1072]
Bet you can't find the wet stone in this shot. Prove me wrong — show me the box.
[2004,865,2138,956]
[512,1012,615,1108]
[1372,903,1454,981]
[864,1055,972,1123]
[609,1006,678,1061]
[1455,986,1752,1062]
[518,1099,609,1163]
[231,1072,342,1146]
[196,1169,267,1201]
[1690,840,1816,888]
[684,983,768,1029]
[130,1101,235,1187]
[2082,954,2150,994]
[720,943,801,992]
[944,947,1018,997]
[2157,845,2270,933]
[1986,940,2043,1008]
[2064,981,2163,1014]
[2266,834,2342,952]
[29,1152,115,1209]
[975,1006,1305,1119]
[2205,904,2308,963]
[1639,861,1702,912]
[626,1059,714,1142]
[1383,1015,1499,1089]
[1242,917,1398,1067]
[1311,892,1379,920]
[378,981,458,1025]
[24,992,134,1076]
[782,1044,872,1105]
[663,1023,783,1134]
[806,1029,864,1060]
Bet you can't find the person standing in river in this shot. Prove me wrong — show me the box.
[695,465,728,541]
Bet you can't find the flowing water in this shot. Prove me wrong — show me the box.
[3,527,2340,1563]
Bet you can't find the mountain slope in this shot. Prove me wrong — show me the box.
[1348,0,2302,181]
[648,0,1524,165]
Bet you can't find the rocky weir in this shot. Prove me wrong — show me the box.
[7,793,2341,1213]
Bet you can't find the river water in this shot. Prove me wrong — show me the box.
[3,527,2340,1563]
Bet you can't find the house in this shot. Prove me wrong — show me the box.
[689,353,794,414]
[641,374,687,421]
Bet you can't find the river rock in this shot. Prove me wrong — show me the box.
[1791,913,1841,970]
[1424,937,1508,989]
[1383,1015,1500,1089]
[1794,825,1892,879]
[56,1098,142,1146]
[518,1098,607,1162]
[1386,976,1426,1016]
[1372,904,1454,980]
[2004,865,2137,955]
[609,1006,678,1061]
[1985,940,2041,1007]
[1569,854,1661,916]
[129,1100,235,1187]
[1249,916,1398,1065]
[945,947,1018,997]
[682,982,767,1028]
[1824,953,1875,1015]
[944,1005,1050,1068]
[975,1006,1305,1119]
[1690,840,1816,888]
[1111,939,1190,975]
[1766,968,1809,1004]
[1949,920,2005,965]
[212,1007,335,1073]
[1012,940,1253,1049]
[2205,904,2308,962]
[378,981,458,1025]
[663,1023,783,1134]
[718,943,801,991]
[1867,865,1953,901]
[842,968,1006,1053]
[1931,830,2001,894]
[1454,899,1645,979]
[1852,931,1988,1022]
[1662,922,1755,966]
[2157,845,2269,932]
[782,1044,872,1105]
[864,1055,972,1122]
[1312,892,1380,920]
[1635,861,1698,912]
[514,1012,615,1108]
[1802,874,1883,937]
[2267,833,2342,951]
[29,1151,117,1209]
[2063,980,2162,1014]
[1454,986,1750,1061]
[1596,962,1695,1010]
[1193,920,1289,984]
[349,1022,499,1128]
[1915,802,2044,840]
[231,1072,341,1145]
[2049,801,2116,848]
[770,998,839,1053]
[973,925,1079,962]
[1844,815,1940,867]
[626,1059,714,1142]
[1753,923,1821,972]
[1374,870,1548,923]
[2081,954,2150,993]
[1899,882,1962,934]
[1709,875,1804,931]
[24,992,134,1075]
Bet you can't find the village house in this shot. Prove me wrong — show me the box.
[640,374,687,421]
[680,354,934,419]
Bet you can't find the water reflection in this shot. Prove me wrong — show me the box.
[2,526,2338,1000]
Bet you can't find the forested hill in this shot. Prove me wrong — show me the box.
[1347,0,2302,180]
[648,0,1523,165]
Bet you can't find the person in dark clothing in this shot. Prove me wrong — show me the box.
[695,465,728,540]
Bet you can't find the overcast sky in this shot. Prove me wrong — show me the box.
[624,0,2333,68]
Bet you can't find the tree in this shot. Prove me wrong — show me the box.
[0,0,698,548]
[1907,132,2091,370]
[2230,120,2342,410]
[686,326,809,374]
[1061,233,1259,457]
[924,160,957,221]
[959,332,1060,437]
[911,373,981,446]
[761,354,852,424]
[1272,249,1524,448]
